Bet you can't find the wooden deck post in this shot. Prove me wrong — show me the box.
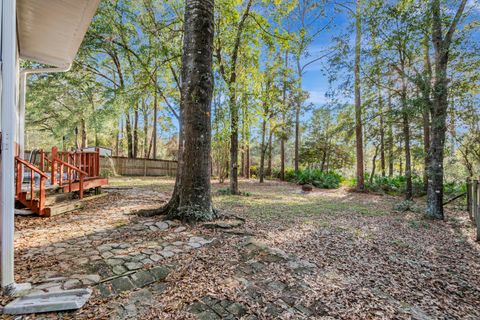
[51,147,58,185]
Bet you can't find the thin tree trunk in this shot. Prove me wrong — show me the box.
[387,85,394,177]
[266,126,273,177]
[354,0,365,191]
[80,117,87,149]
[369,144,379,184]
[153,84,158,159]
[143,105,148,158]
[245,144,250,179]
[126,110,133,158]
[401,72,413,201]
[259,119,267,183]
[133,103,139,158]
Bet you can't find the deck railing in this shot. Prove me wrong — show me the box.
[15,157,49,215]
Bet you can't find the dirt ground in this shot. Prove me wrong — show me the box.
[2,177,479,319]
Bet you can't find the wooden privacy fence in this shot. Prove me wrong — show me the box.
[100,156,177,177]
[467,178,480,241]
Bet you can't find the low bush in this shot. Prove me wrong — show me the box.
[278,168,342,189]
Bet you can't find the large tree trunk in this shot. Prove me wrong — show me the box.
[427,0,467,219]
[140,0,215,221]
[354,0,365,191]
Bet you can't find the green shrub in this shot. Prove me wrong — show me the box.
[281,168,342,189]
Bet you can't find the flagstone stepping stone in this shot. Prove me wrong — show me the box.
[106,259,124,267]
[63,279,81,290]
[160,251,174,258]
[111,276,135,293]
[150,254,162,262]
[130,270,155,287]
[98,244,112,252]
[112,265,127,275]
[155,222,169,230]
[149,226,159,231]
[125,262,143,271]
[188,242,202,248]
[174,226,187,233]
[101,251,114,259]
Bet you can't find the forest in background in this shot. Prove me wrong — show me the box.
[24,0,479,203]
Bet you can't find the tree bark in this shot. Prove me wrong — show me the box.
[401,71,413,201]
[259,118,267,183]
[266,126,273,177]
[354,0,365,191]
[140,0,215,221]
[133,103,139,158]
[427,0,467,219]
[126,110,133,158]
[153,83,158,159]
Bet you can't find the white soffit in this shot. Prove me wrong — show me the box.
[17,0,101,67]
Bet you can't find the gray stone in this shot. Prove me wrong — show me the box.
[111,277,135,293]
[141,258,154,265]
[106,258,124,266]
[101,251,114,259]
[112,265,128,275]
[160,250,174,258]
[149,225,159,231]
[3,289,92,315]
[172,241,184,246]
[174,226,186,233]
[150,254,162,262]
[150,265,172,281]
[80,274,101,284]
[125,262,143,271]
[130,270,155,287]
[155,222,169,230]
[130,288,154,304]
[189,242,202,248]
[63,279,81,290]
[131,254,147,262]
[97,244,112,252]
[96,283,113,298]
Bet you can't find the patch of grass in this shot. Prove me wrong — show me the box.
[408,219,430,230]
